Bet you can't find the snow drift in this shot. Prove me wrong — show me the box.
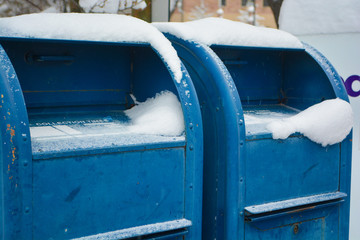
[153,17,303,49]
[267,99,353,147]
[125,91,185,136]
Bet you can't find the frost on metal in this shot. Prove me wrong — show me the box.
[245,192,347,215]
[73,219,192,240]
[244,106,299,136]
[30,91,185,154]
[279,0,360,35]
[153,17,303,49]
[0,13,183,83]
[267,98,353,147]
[125,91,185,136]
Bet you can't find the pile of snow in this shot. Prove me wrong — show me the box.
[125,91,185,136]
[279,0,360,35]
[153,17,303,49]
[267,99,353,147]
[0,13,182,83]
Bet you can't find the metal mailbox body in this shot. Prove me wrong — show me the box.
[0,37,203,240]
[164,33,352,240]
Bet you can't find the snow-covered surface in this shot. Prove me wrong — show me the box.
[74,219,191,240]
[30,91,185,154]
[0,13,182,83]
[267,99,353,147]
[245,192,347,215]
[30,119,185,154]
[125,91,185,136]
[243,105,299,136]
[153,17,303,48]
[279,0,360,35]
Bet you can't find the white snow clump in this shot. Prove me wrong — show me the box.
[153,17,303,49]
[267,98,353,147]
[0,13,182,83]
[125,91,185,136]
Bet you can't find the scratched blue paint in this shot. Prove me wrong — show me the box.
[0,45,33,240]
[32,148,186,239]
[245,205,339,239]
[0,37,203,240]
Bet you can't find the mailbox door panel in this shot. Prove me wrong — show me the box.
[32,148,185,239]
[245,205,339,240]
[245,136,340,205]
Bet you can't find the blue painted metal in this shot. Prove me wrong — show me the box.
[245,204,339,239]
[244,192,347,216]
[162,32,352,240]
[164,34,245,240]
[0,37,203,240]
[246,199,345,223]
[245,137,341,206]
[243,105,299,139]
[303,43,352,240]
[0,44,33,240]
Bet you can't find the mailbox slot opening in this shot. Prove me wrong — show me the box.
[212,46,342,212]
[0,39,184,156]
[212,46,338,139]
[213,47,337,109]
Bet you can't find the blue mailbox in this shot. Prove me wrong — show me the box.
[155,18,352,240]
[0,14,203,240]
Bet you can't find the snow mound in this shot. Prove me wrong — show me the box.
[153,17,303,49]
[267,99,353,147]
[279,0,360,35]
[0,13,182,83]
[125,91,185,136]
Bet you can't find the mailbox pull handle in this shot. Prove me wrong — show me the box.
[245,198,344,223]
[26,54,74,63]
[244,192,347,223]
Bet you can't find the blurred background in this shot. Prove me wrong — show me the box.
[0,0,280,27]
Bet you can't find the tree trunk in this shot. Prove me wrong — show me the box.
[69,0,83,13]
[266,0,283,28]
[132,0,151,22]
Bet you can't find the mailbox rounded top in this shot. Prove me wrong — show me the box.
[0,13,183,83]
[153,18,303,49]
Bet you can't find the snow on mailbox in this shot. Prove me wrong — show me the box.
[0,14,203,240]
[155,18,353,240]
